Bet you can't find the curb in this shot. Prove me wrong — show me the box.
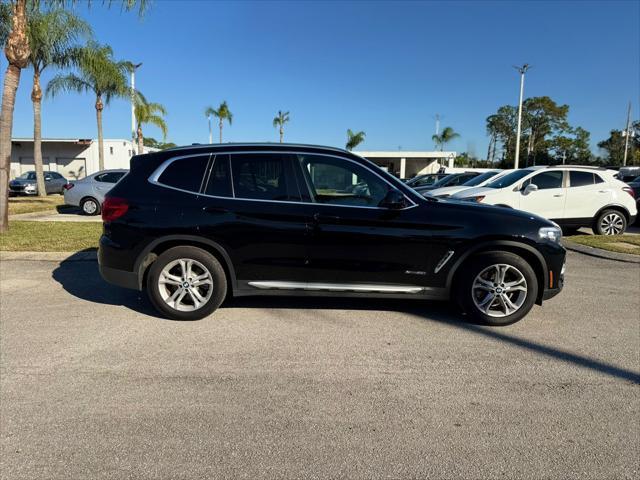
[563,240,640,264]
[0,250,97,262]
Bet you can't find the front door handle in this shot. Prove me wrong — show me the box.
[313,212,341,223]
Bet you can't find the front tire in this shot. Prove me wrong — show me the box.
[146,246,227,320]
[594,209,626,235]
[456,251,538,326]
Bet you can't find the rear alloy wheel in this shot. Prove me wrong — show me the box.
[594,209,626,235]
[457,251,538,326]
[147,246,227,320]
[81,197,100,216]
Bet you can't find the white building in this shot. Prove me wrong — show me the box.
[9,138,157,180]
[355,151,456,179]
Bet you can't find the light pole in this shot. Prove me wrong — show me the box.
[513,64,530,169]
[130,62,142,154]
[622,102,632,167]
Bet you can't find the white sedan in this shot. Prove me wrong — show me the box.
[63,169,128,215]
[425,169,507,198]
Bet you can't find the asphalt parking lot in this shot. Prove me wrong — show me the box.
[1,251,638,479]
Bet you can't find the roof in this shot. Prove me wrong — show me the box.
[12,138,132,144]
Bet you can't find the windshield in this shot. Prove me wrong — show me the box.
[485,169,531,189]
[462,171,499,187]
[17,172,36,180]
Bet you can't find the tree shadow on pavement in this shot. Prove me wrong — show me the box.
[52,254,640,384]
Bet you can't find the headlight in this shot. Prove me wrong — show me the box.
[538,226,562,243]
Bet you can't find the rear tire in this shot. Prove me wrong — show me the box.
[456,251,538,326]
[81,197,100,216]
[593,209,626,235]
[146,246,227,320]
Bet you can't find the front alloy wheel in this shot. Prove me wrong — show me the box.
[472,264,528,318]
[457,251,538,326]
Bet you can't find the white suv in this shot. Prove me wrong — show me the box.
[452,166,637,235]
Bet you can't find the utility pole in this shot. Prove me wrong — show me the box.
[435,113,440,135]
[622,102,632,167]
[513,64,530,169]
[130,62,142,154]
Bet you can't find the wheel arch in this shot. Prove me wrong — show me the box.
[134,235,237,293]
[594,204,631,224]
[446,240,548,305]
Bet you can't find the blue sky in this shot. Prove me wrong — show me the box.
[4,0,639,156]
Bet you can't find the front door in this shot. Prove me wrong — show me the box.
[291,153,432,287]
[518,170,567,221]
[199,153,313,283]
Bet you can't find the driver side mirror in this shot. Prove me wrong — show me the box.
[379,189,406,209]
[522,183,538,195]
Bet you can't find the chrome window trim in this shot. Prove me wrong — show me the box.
[149,150,419,211]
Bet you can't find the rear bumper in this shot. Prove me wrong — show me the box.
[99,264,140,290]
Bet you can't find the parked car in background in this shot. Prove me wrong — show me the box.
[99,143,566,326]
[426,169,506,198]
[626,176,640,224]
[9,171,67,196]
[63,169,128,215]
[452,166,637,235]
[404,173,448,188]
[617,166,640,183]
[413,171,481,194]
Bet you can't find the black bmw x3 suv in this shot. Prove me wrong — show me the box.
[99,143,565,325]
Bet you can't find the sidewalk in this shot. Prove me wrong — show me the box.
[9,209,102,222]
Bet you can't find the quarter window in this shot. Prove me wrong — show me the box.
[298,155,389,207]
[230,154,299,201]
[526,171,563,190]
[569,171,595,187]
[157,155,210,192]
[205,155,232,197]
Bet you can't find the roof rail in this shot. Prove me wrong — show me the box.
[545,164,608,170]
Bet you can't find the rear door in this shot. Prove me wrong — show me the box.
[564,171,611,222]
[199,152,313,283]
[517,170,567,221]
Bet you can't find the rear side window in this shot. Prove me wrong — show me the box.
[96,172,125,183]
[158,155,210,192]
[230,153,299,201]
[527,171,563,189]
[204,155,232,197]
[569,171,595,187]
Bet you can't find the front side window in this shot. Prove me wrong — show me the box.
[526,171,563,190]
[298,155,390,207]
[230,153,299,201]
[569,171,595,187]
[157,154,210,192]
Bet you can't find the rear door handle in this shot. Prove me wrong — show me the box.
[202,206,229,214]
[553,194,564,197]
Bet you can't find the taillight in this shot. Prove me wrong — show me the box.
[101,197,129,222]
[63,183,74,190]
[623,186,635,198]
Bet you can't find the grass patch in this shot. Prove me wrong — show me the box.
[9,195,65,215]
[0,221,101,251]
[566,234,640,255]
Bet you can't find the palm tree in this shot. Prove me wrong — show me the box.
[346,129,366,151]
[135,98,168,155]
[432,126,460,151]
[46,41,132,171]
[0,0,148,233]
[204,106,215,144]
[210,101,233,143]
[28,9,91,197]
[272,110,290,143]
